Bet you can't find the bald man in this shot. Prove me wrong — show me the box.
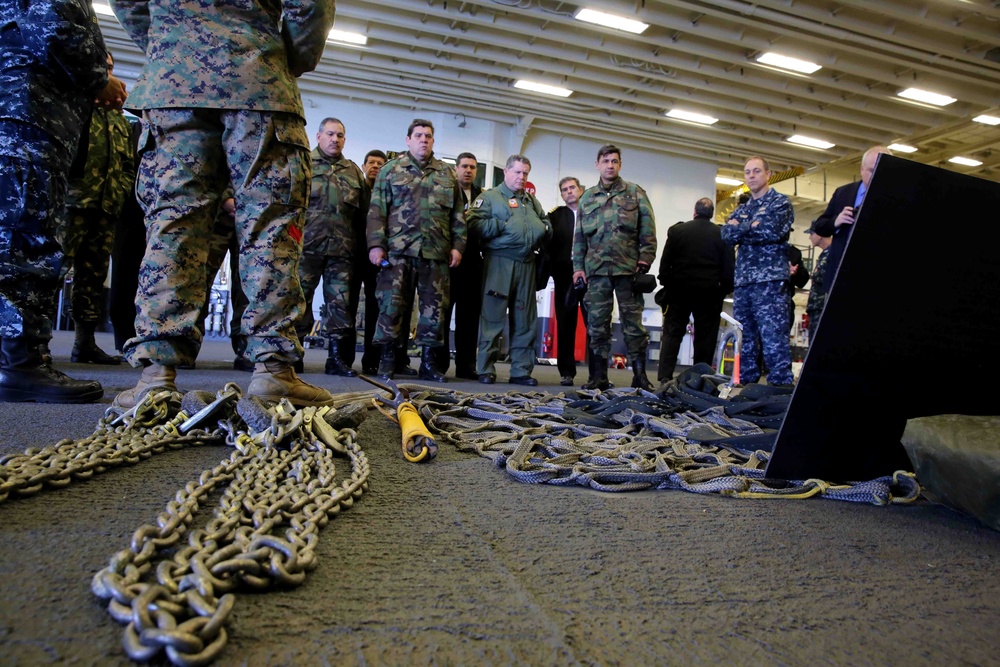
[812,146,891,286]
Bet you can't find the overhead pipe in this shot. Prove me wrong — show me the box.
[343,0,958,127]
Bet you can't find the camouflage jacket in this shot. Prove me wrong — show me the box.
[65,107,134,216]
[109,0,335,118]
[806,247,829,317]
[721,187,794,286]
[302,148,368,258]
[0,0,109,158]
[366,151,466,261]
[572,177,657,277]
[468,182,550,262]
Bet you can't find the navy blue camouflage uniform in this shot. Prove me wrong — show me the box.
[721,187,794,385]
[0,0,109,347]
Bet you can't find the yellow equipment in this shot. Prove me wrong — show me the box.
[359,375,437,462]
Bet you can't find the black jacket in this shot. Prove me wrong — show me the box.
[657,216,734,300]
[812,181,862,286]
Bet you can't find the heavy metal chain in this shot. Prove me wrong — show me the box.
[1,384,370,665]
[89,393,370,665]
[0,387,230,503]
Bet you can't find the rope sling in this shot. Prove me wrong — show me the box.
[406,385,919,504]
[0,375,920,665]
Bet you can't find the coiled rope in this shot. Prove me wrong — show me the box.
[401,385,920,505]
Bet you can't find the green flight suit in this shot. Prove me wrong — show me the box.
[468,183,551,378]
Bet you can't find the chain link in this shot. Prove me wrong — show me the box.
[1,385,369,665]
[89,397,369,665]
[0,388,229,504]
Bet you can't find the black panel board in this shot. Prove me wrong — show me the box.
[766,155,1000,482]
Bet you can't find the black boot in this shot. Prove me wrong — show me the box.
[0,338,103,403]
[582,354,611,391]
[394,340,418,377]
[631,356,654,390]
[71,322,122,364]
[325,336,358,377]
[418,346,448,383]
[376,344,395,379]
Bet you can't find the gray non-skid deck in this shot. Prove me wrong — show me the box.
[1,331,998,666]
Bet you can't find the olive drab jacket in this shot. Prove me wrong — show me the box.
[302,148,369,259]
[65,107,134,217]
[366,151,466,261]
[572,177,657,277]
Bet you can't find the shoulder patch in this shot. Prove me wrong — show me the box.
[473,198,485,209]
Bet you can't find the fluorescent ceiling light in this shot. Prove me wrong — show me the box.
[949,156,982,167]
[665,109,718,125]
[327,29,367,46]
[973,114,1000,126]
[92,2,115,16]
[574,8,649,34]
[715,176,743,186]
[786,135,835,150]
[513,79,573,98]
[887,143,918,153]
[755,52,821,74]
[897,87,956,107]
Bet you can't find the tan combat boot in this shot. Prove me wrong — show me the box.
[247,361,336,407]
[114,364,178,408]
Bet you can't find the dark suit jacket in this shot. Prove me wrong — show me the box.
[545,206,576,281]
[812,180,861,286]
[786,244,810,291]
[459,184,483,264]
[657,216,734,301]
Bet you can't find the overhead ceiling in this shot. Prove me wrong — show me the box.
[99,0,1000,187]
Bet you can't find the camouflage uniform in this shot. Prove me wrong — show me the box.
[468,183,551,378]
[721,187,794,385]
[806,247,829,342]
[0,0,109,346]
[366,151,465,347]
[62,106,134,326]
[296,148,369,342]
[112,0,335,367]
[572,177,657,359]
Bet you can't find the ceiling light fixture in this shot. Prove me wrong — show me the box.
[973,114,1000,126]
[327,29,368,46]
[665,109,718,125]
[786,135,835,150]
[887,143,918,153]
[755,52,821,74]
[897,87,956,107]
[513,79,573,98]
[948,156,983,167]
[574,8,649,34]
[715,176,743,186]
[92,2,115,16]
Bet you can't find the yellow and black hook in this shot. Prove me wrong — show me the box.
[358,374,437,463]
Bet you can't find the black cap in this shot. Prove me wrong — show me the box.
[804,222,831,237]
